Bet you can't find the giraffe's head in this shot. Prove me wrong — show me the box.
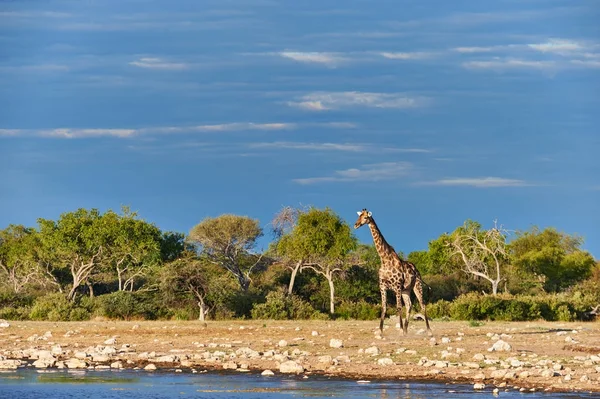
[354,208,372,229]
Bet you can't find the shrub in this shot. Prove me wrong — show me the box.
[95,291,171,320]
[251,290,324,320]
[335,300,379,320]
[30,293,73,321]
[0,306,30,320]
[426,300,451,319]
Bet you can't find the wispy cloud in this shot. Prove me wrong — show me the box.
[380,52,434,60]
[249,142,366,152]
[248,141,431,153]
[419,177,531,188]
[128,57,189,70]
[528,39,585,55]
[279,51,346,67]
[0,122,355,139]
[288,91,429,111]
[462,59,556,71]
[452,47,494,53]
[570,59,600,68]
[294,162,412,184]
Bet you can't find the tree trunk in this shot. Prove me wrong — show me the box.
[198,300,208,322]
[287,261,302,295]
[86,281,95,298]
[327,273,336,315]
[491,280,499,296]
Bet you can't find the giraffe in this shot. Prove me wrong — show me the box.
[354,208,432,336]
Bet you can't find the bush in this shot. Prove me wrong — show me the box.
[335,300,379,320]
[29,293,93,321]
[426,300,451,319]
[95,291,171,320]
[251,290,325,320]
[0,306,31,320]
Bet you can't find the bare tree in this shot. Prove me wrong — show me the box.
[448,220,508,295]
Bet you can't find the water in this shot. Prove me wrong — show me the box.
[0,370,594,399]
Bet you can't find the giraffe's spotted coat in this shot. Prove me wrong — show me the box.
[354,208,433,336]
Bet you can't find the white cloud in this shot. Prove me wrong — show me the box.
[0,122,355,139]
[129,57,189,70]
[462,58,555,70]
[528,39,584,54]
[452,47,494,53]
[380,52,433,60]
[421,177,530,188]
[41,129,138,138]
[294,162,412,184]
[279,51,346,66]
[249,142,366,152]
[288,91,429,111]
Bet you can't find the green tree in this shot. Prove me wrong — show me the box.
[510,227,595,292]
[0,225,47,293]
[188,214,264,291]
[274,207,357,314]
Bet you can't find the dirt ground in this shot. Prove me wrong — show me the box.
[1,318,600,393]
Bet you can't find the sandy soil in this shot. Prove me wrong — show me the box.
[1,318,599,393]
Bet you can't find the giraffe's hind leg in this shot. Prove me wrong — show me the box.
[395,291,405,336]
[401,292,412,336]
[379,288,387,333]
[414,279,433,336]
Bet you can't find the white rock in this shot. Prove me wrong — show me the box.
[0,320,9,328]
[317,355,333,365]
[155,355,179,363]
[0,359,22,369]
[311,331,319,336]
[541,369,559,378]
[441,337,451,344]
[488,340,512,352]
[65,358,87,369]
[144,364,157,371]
[261,369,275,376]
[364,346,380,356]
[104,338,117,345]
[473,383,485,390]
[91,354,110,362]
[279,360,304,374]
[222,362,238,370]
[329,339,343,348]
[278,340,288,348]
[33,358,55,368]
[473,353,485,361]
[580,375,589,382]
[110,361,123,369]
[377,358,394,366]
[564,374,572,381]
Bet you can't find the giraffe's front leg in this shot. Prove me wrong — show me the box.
[396,292,405,336]
[379,288,387,333]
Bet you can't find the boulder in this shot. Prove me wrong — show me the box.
[279,361,304,374]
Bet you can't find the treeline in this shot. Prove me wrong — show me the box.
[0,206,598,322]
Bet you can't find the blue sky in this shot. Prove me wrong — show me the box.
[1,0,599,258]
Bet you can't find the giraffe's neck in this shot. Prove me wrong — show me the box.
[368,219,395,262]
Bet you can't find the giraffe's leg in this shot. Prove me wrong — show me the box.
[414,279,433,336]
[401,292,412,336]
[379,288,387,333]
[395,291,405,336]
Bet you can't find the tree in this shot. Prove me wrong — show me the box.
[510,226,595,292]
[270,205,306,295]
[0,225,45,293]
[448,220,508,296]
[188,214,264,291]
[37,209,106,300]
[275,207,357,314]
[100,208,163,292]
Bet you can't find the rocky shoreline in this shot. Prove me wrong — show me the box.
[1,319,599,394]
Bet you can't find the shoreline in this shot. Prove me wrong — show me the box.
[1,320,599,393]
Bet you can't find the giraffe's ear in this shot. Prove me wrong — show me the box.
[367,212,372,217]
[356,211,361,216]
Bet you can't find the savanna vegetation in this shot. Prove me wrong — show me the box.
[0,206,598,323]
